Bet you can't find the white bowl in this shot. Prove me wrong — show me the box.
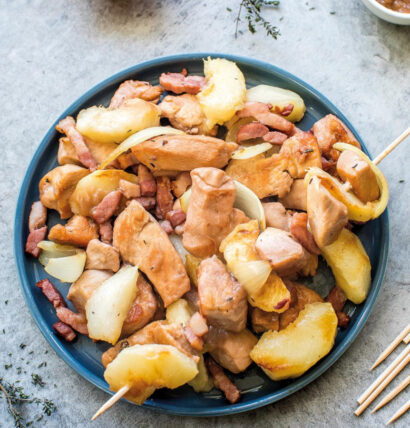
[362,0,410,25]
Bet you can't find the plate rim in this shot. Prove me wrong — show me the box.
[14,52,389,417]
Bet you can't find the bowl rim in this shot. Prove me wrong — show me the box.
[14,52,390,417]
[363,0,410,19]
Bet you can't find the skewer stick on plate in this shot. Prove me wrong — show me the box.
[404,333,410,345]
[91,385,130,421]
[370,324,410,370]
[386,398,410,425]
[372,375,410,413]
[373,127,410,165]
[358,345,410,404]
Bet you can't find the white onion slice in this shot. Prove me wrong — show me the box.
[232,143,273,160]
[44,251,86,283]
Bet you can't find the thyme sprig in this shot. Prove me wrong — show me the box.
[233,0,281,39]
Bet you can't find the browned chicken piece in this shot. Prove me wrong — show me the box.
[131,135,238,173]
[28,201,47,232]
[307,176,348,248]
[39,165,89,219]
[159,94,216,135]
[278,179,307,211]
[262,202,290,231]
[56,307,89,335]
[155,176,173,219]
[119,179,140,199]
[85,239,120,272]
[226,154,293,199]
[48,215,99,248]
[109,80,164,108]
[236,122,269,142]
[297,249,318,277]
[263,131,288,145]
[58,136,117,167]
[279,282,323,329]
[255,227,306,275]
[205,357,241,404]
[237,102,296,135]
[56,116,97,170]
[159,69,206,95]
[115,152,138,170]
[102,321,200,367]
[312,114,360,159]
[279,132,322,178]
[171,172,192,198]
[250,307,280,333]
[91,190,122,224]
[337,149,380,203]
[197,256,247,332]
[204,326,258,374]
[289,212,320,255]
[325,286,350,328]
[113,200,190,307]
[182,168,249,258]
[99,221,113,244]
[138,164,157,196]
[121,276,158,337]
[68,269,112,313]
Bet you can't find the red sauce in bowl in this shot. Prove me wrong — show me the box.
[376,0,410,13]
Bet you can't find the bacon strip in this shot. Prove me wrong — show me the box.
[325,286,350,328]
[236,122,269,142]
[36,279,66,309]
[28,201,47,232]
[109,80,163,108]
[166,209,186,227]
[290,212,320,255]
[53,321,76,342]
[138,164,157,196]
[91,190,122,224]
[160,69,206,95]
[25,226,48,258]
[263,131,288,145]
[133,197,156,210]
[56,307,89,335]
[205,357,241,404]
[155,176,174,219]
[99,221,113,244]
[56,116,97,170]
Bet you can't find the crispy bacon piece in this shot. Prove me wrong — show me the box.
[188,312,208,337]
[184,326,204,351]
[138,164,157,196]
[36,278,66,309]
[91,190,122,224]
[48,215,98,248]
[160,220,173,234]
[290,212,320,255]
[56,307,89,335]
[99,221,113,244]
[133,196,156,210]
[236,122,269,142]
[56,116,97,170]
[321,156,337,174]
[53,321,76,342]
[159,69,206,95]
[262,131,288,145]
[237,102,295,135]
[155,176,174,219]
[109,80,164,108]
[29,201,47,232]
[166,209,186,227]
[325,286,350,328]
[205,356,241,404]
[25,226,48,257]
[275,103,294,117]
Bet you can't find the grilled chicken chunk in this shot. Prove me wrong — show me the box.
[131,135,237,172]
[204,326,257,374]
[262,202,290,231]
[307,176,348,248]
[85,239,120,272]
[113,200,190,307]
[48,215,99,247]
[39,165,89,219]
[198,256,247,332]
[279,179,307,211]
[337,149,380,203]
[109,80,163,108]
[183,167,249,258]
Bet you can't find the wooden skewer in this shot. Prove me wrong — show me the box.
[359,345,410,404]
[373,127,410,165]
[370,324,410,370]
[355,353,410,416]
[372,375,410,413]
[386,398,410,425]
[91,385,130,421]
[404,333,410,345]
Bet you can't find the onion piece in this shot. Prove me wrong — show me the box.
[229,260,272,296]
[98,126,184,170]
[224,117,254,142]
[38,240,78,266]
[232,143,273,160]
[44,250,86,283]
[179,181,265,230]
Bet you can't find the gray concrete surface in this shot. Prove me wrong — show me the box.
[1,0,409,426]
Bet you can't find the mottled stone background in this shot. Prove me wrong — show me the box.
[0,0,409,427]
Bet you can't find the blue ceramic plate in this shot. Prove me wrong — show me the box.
[14,53,389,416]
